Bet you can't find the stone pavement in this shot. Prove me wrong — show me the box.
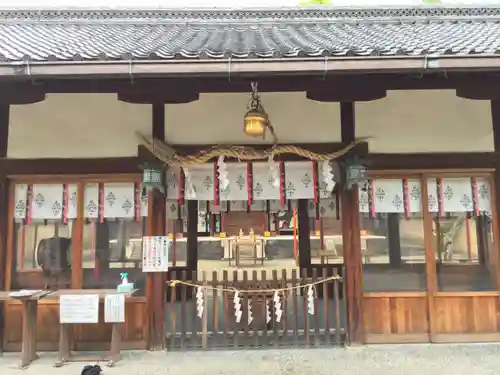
[1,343,499,375]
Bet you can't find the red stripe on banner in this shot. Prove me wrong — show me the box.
[99,182,104,223]
[471,177,480,216]
[312,161,318,205]
[63,184,69,225]
[437,178,444,217]
[135,183,141,222]
[369,180,376,218]
[403,179,410,220]
[280,161,286,205]
[214,162,220,206]
[26,184,32,225]
[247,162,253,207]
[178,169,184,206]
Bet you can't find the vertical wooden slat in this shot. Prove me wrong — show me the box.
[168,270,177,350]
[212,270,219,346]
[222,270,229,346]
[261,269,269,346]
[322,267,330,344]
[71,182,84,289]
[281,268,288,340]
[312,268,320,346]
[333,268,342,346]
[272,269,279,347]
[232,269,239,348]
[301,268,310,347]
[201,270,208,349]
[180,270,187,350]
[242,270,249,347]
[191,270,198,347]
[252,270,259,347]
[291,269,299,347]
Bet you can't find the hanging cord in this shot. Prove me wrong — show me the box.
[168,274,341,294]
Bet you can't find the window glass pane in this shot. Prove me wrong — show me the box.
[13,221,74,290]
[361,213,426,292]
[434,213,496,291]
[311,217,344,265]
[82,219,146,296]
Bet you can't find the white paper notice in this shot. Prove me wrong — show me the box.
[142,236,170,272]
[104,294,125,323]
[59,294,99,324]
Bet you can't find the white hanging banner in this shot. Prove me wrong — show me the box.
[220,163,248,201]
[269,199,287,213]
[407,179,422,213]
[66,184,78,219]
[103,183,135,219]
[372,179,405,214]
[84,183,99,219]
[251,162,280,200]
[140,187,148,217]
[166,167,180,200]
[477,177,492,213]
[441,178,474,213]
[14,184,28,221]
[427,179,439,213]
[183,164,214,201]
[308,198,337,218]
[31,184,64,220]
[166,200,182,220]
[359,186,369,213]
[228,200,246,211]
[209,201,227,213]
[142,236,170,272]
[284,161,315,200]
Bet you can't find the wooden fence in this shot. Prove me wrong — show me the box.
[166,268,345,350]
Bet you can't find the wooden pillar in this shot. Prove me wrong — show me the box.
[0,105,8,352]
[146,103,167,349]
[340,101,364,344]
[387,213,402,267]
[490,100,500,288]
[186,200,198,271]
[297,199,311,269]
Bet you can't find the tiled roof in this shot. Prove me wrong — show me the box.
[1,7,500,61]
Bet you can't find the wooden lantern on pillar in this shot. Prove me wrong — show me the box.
[142,166,166,193]
[344,157,368,190]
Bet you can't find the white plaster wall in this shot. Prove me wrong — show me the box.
[8,94,151,158]
[7,90,494,158]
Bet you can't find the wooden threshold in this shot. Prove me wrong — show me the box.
[365,333,429,344]
[431,333,500,343]
[364,292,427,298]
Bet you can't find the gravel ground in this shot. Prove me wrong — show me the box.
[1,344,500,375]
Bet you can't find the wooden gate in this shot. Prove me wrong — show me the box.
[166,268,345,350]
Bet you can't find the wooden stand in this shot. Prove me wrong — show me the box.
[0,290,51,369]
[48,289,134,368]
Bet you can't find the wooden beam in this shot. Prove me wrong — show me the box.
[5,73,500,94]
[340,101,364,345]
[186,200,198,271]
[490,100,500,291]
[368,152,498,170]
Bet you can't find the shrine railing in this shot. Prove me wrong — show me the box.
[166,268,346,350]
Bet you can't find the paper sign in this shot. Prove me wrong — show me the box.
[104,294,125,323]
[219,232,227,238]
[264,231,271,237]
[142,236,170,272]
[60,294,99,324]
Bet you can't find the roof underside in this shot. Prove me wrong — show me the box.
[1,7,500,61]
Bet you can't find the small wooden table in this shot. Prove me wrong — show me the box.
[46,289,136,368]
[0,290,51,369]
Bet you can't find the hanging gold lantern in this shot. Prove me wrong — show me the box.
[244,107,268,138]
[244,81,268,138]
